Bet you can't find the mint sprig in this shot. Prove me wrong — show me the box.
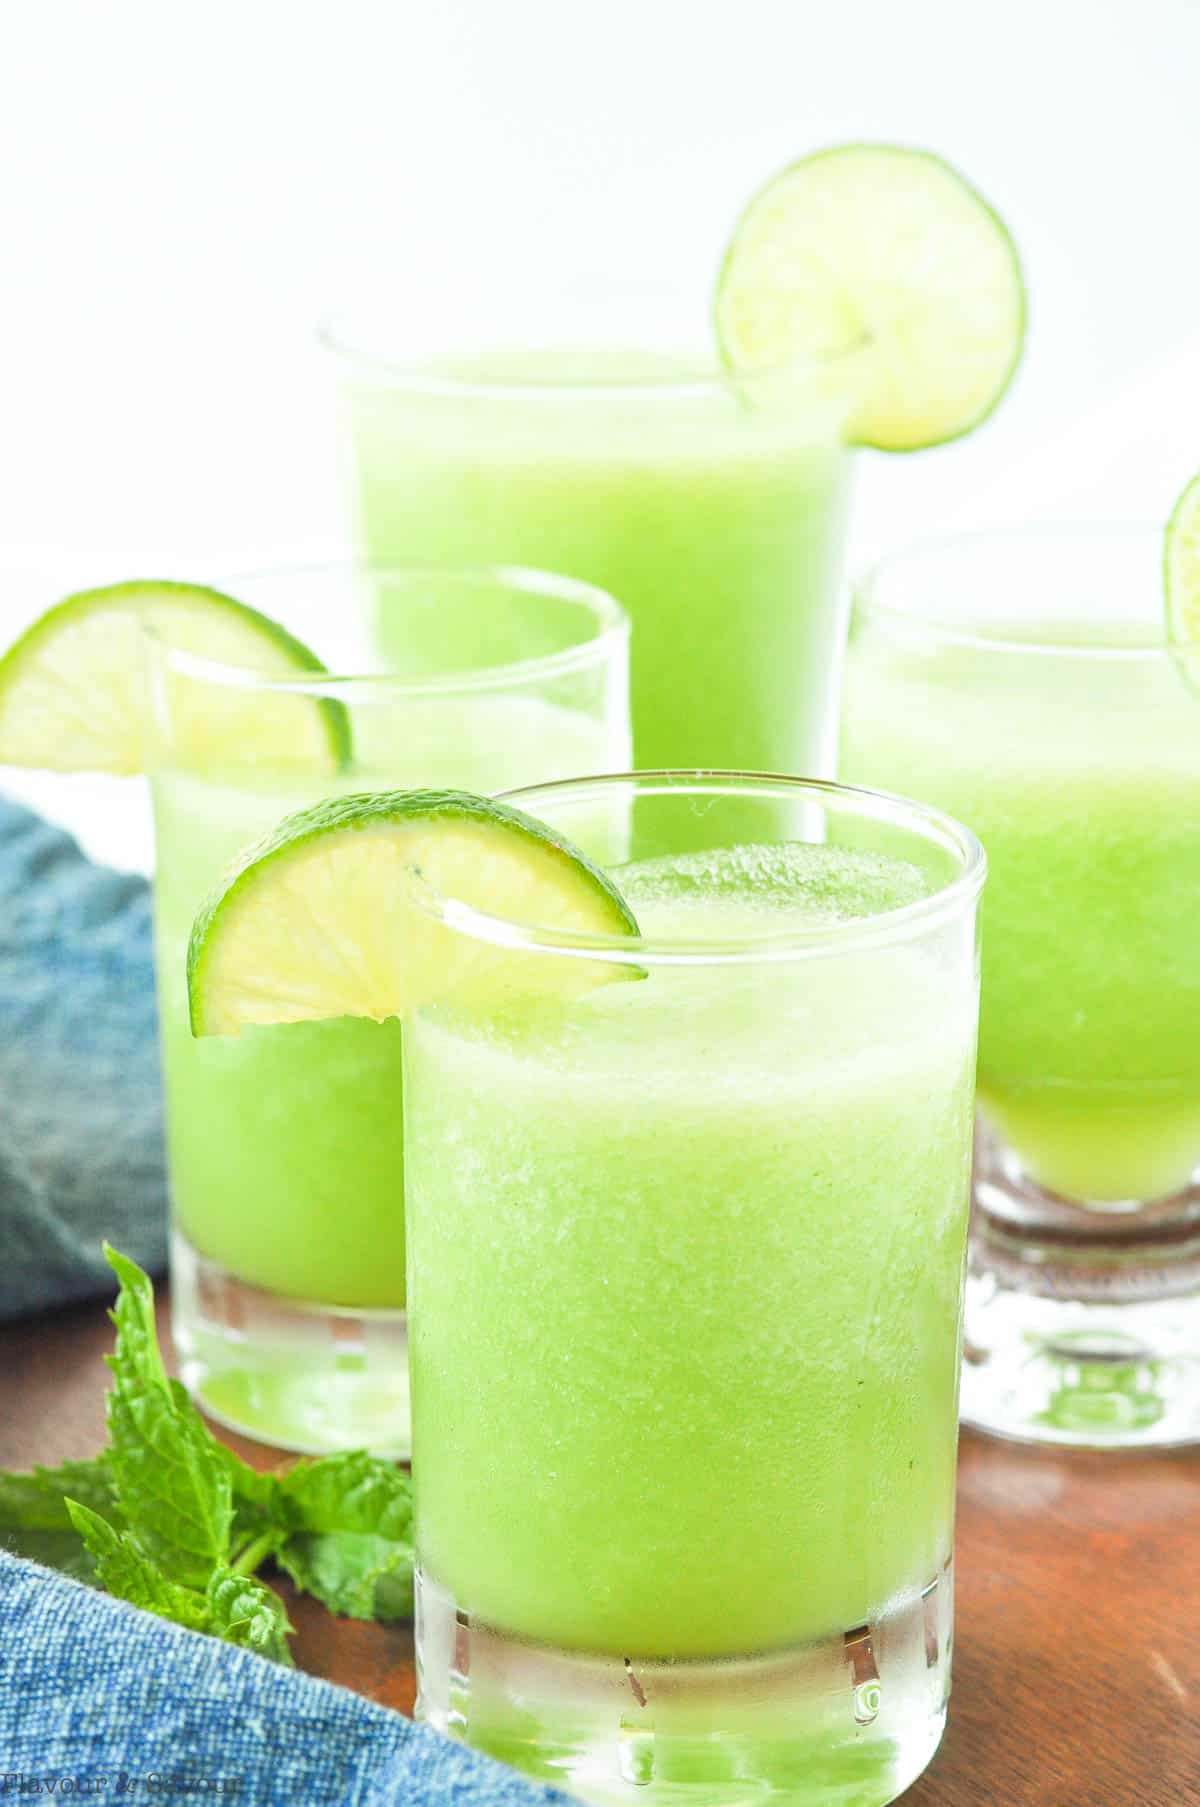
[0,1246,414,1661]
[105,1246,233,1587]
[66,1500,295,1664]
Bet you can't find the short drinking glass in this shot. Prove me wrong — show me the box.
[404,771,983,1807]
[150,563,629,1458]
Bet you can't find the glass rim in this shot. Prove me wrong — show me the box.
[151,562,630,698]
[318,310,861,407]
[856,522,1187,660]
[428,770,986,969]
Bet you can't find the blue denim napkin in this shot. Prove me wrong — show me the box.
[0,1551,575,1805]
[0,793,167,1321]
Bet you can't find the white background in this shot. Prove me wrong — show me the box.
[1,0,1198,601]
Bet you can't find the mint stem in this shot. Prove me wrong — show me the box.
[230,1529,276,1578]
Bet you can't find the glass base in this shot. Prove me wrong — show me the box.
[415,1564,952,1807]
[962,1133,1200,1447]
[171,1229,410,1458]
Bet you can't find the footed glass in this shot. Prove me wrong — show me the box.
[150,563,629,1456]
[841,527,1200,1446]
[404,772,983,1807]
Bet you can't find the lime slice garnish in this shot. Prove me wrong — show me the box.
[0,580,349,774]
[1165,471,1200,649]
[188,789,640,1037]
[715,142,1027,452]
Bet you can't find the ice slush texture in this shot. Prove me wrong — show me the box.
[405,843,977,1658]
[842,616,1200,1203]
[343,348,852,777]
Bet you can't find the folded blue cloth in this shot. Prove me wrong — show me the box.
[0,794,167,1320]
[0,1551,575,1805]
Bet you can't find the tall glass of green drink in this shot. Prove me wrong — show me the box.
[404,772,983,1807]
[150,563,629,1457]
[322,294,853,776]
[840,527,1200,1446]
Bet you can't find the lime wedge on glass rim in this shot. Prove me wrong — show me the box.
[188,789,640,1038]
[1165,471,1200,652]
[715,142,1026,452]
[0,579,349,774]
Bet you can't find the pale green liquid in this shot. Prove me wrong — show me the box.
[343,349,852,774]
[152,694,610,1309]
[841,620,1200,1202]
[405,848,976,1659]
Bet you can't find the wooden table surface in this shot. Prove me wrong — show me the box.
[2,1295,1198,1806]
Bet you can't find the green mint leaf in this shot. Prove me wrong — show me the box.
[65,1504,293,1665]
[273,1451,413,1620]
[0,1457,120,1579]
[102,1245,232,1586]
[276,1450,413,1541]
[275,1528,413,1620]
[65,1500,210,1630]
[225,1449,280,1510]
[0,1526,95,1580]
[205,1567,295,1665]
[0,1456,118,1529]
[0,1523,95,1580]
[225,1449,287,1557]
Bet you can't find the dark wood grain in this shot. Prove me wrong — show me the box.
[2,1296,1197,1804]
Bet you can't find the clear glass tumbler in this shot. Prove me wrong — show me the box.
[841,526,1200,1446]
[322,289,853,780]
[404,771,983,1807]
[149,562,629,1457]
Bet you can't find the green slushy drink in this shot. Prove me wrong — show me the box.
[401,774,983,1806]
[841,536,1200,1205]
[337,349,852,775]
